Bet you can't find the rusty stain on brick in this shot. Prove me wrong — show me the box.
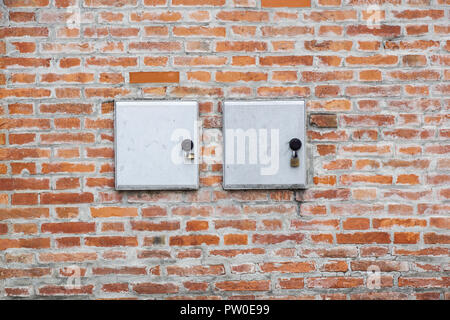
[309,114,338,128]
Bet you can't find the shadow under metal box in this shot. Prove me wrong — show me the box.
[223,100,307,190]
[114,101,199,190]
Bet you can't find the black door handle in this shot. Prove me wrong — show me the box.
[289,138,302,151]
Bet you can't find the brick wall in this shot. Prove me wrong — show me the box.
[0,0,449,300]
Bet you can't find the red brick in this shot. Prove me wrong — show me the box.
[394,232,420,244]
[253,233,304,244]
[261,0,310,7]
[167,265,224,276]
[85,236,138,247]
[337,232,390,244]
[0,27,48,38]
[131,221,180,231]
[40,192,93,204]
[42,162,95,173]
[12,223,37,235]
[0,238,50,250]
[41,222,95,234]
[399,277,448,288]
[91,207,138,218]
[169,235,219,246]
[129,72,179,83]
[85,0,137,7]
[224,234,248,245]
[343,218,370,230]
[424,233,450,244]
[347,25,401,37]
[278,278,304,289]
[41,133,94,144]
[183,281,208,291]
[93,267,146,275]
[56,237,80,248]
[309,114,338,128]
[38,285,94,296]
[232,26,256,37]
[291,219,338,230]
[60,58,81,68]
[9,133,35,145]
[393,10,444,20]
[4,287,32,297]
[215,280,270,291]
[11,193,38,205]
[173,0,224,5]
[260,262,315,273]
[260,56,313,66]
[0,267,51,279]
[257,86,310,97]
[340,174,393,185]
[133,282,178,294]
[130,12,181,22]
[216,71,267,82]
[186,220,209,231]
[11,42,36,53]
[351,261,408,272]
[429,218,450,229]
[4,0,50,7]
[321,261,348,272]
[307,277,364,288]
[263,26,313,37]
[102,283,129,293]
[216,41,267,52]
[0,178,49,191]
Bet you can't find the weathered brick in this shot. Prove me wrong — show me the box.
[85,236,138,247]
[215,280,270,291]
[169,235,219,246]
[262,0,310,7]
[337,232,390,244]
[260,262,315,273]
[307,277,364,289]
[133,282,178,294]
[41,222,95,234]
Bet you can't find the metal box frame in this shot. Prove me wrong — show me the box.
[114,100,199,190]
[223,100,308,190]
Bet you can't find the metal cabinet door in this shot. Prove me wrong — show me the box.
[115,101,199,190]
[223,100,307,189]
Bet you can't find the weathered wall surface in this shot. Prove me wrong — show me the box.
[0,0,449,299]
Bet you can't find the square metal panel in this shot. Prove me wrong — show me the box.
[223,100,307,189]
[115,101,199,190]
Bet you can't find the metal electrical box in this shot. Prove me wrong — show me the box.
[115,101,199,190]
[223,100,307,189]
